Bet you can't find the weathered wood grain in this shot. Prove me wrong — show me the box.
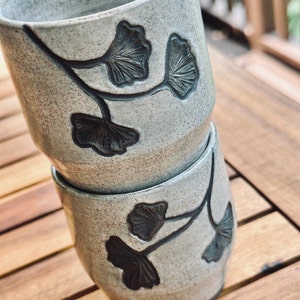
[235,50,300,105]
[231,177,272,223]
[224,212,300,288]
[209,45,300,227]
[0,79,15,100]
[0,95,21,119]
[0,154,51,198]
[0,49,9,81]
[0,133,39,168]
[0,210,71,277]
[210,45,300,149]
[220,261,300,299]
[0,180,61,233]
[0,248,94,300]
[0,113,28,142]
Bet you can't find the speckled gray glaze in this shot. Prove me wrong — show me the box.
[53,123,236,300]
[0,0,215,193]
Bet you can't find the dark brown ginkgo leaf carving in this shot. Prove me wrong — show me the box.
[71,113,139,157]
[164,33,199,100]
[106,236,160,290]
[127,201,168,241]
[202,202,234,263]
[102,21,152,87]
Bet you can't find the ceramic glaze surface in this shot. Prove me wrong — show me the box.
[0,0,136,22]
[53,123,236,300]
[0,0,214,193]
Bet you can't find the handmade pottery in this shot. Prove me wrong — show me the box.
[53,123,236,300]
[0,0,214,193]
[0,0,236,298]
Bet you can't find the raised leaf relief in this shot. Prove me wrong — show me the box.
[102,21,152,87]
[71,113,139,156]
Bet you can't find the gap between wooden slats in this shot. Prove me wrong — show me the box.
[0,133,39,168]
[0,154,51,198]
[0,113,28,143]
[0,248,94,300]
[0,180,61,233]
[220,260,300,299]
[0,95,21,119]
[1,183,298,299]
[0,210,72,278]
[0,79,15,100]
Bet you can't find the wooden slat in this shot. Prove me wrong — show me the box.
[0,154,51,198]
[209,45,300,227]
[259,34,300,70]
[0,133,39,168]
[0,95,21,119]
[273,0,289,39]
[0,248,94,300]
[220,261,300,299]
[0,211,298,298]
[231,177,272,223]
[0,113,28,142]
[0,48,9,81]
[224,212,300,288]
[0,79,16,100]
[243,0,274,48]
[210,45,300,147]
[235,50,300,105]
[0,180,61,233]
[0,210,71,277]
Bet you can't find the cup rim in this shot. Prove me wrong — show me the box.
[52,122,217,198]
[0,0,149,28]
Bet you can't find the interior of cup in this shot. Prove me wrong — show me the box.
[1,0,135,22]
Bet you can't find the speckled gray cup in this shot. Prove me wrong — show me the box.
[0,0,215,193]
[53,123,236,300]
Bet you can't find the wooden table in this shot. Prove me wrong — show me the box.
[0,41,299,299]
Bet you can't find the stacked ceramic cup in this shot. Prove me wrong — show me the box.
[0,0,236,299]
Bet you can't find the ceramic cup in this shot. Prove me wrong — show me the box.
[0,0,215,193]
[53,123,236,300]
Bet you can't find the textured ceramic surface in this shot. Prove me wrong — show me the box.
[53,123,236,300]
[0,0,215,193]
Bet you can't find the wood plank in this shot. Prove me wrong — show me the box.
[0,95,21,119]
[3,212,297,299]
[0,180,61,233]
[0,79,15,100]
[0,133,39,168]
[210,45,300,149]
[259,34,300,70]
[220,260,300,299]
[235,50,300,105]
[224,212,300,288]
[231,177,272,223]
[0,210,71,277]
[0,113,28,142]
[0,48,10,81]
[209,45,300,227]
[0,154,51,198]
[0,248,94,300]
